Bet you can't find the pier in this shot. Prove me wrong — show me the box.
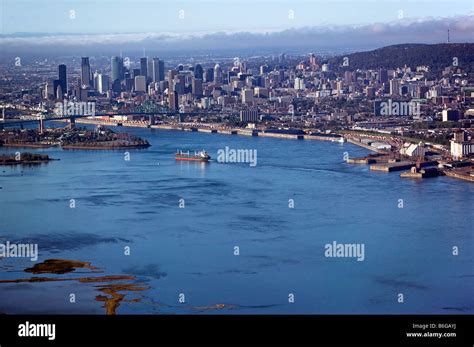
[444,166,474,182]
[370,160,438,172]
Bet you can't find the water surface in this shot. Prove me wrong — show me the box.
[0,127,472,314]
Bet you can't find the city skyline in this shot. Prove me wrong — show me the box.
[0,1,472,343]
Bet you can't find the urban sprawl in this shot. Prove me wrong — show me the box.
[1,51,473,181]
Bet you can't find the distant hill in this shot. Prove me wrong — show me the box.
[328,43,474,75]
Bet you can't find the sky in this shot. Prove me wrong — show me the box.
[0,0,473,56]
[1,0,473,34]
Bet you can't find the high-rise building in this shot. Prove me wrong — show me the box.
[344,71,353,86]
[152,58,165,83]
[81,57,91,88]
[168,91,178,110]
[125,78,134,92]
[53,80,62,100]
[390,79,400,96]
[111,56,123,82]
[192,78,203,97]
[158,60,165,81]
[194,64,203,79]
[168,70,177,92]
[336,81,343,96]
[242,88,254,104]
[93,71,100,91]
[132,68,141,78]
[174,74,185,95]
[44,81,55,99]
[58,64,67,95]
[97,73,109,94]
[214,64,222,85]
[204,68,214,83]
[140,57,148,77]
[112,79,122,93]
[134,76,147,92]
[378,69,388,83]
[147,59,154,82]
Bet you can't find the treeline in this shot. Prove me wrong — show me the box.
[328,43,474,76]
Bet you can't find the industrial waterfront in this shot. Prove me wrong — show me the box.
[0,127,472,314]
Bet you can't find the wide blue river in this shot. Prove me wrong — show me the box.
[0,126,472,314]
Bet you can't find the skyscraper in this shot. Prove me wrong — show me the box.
[390,79,400,96]
[194,64,203,79]
[192,78,203,97]
[344,71,353,86]
[97,73,109,94]
[147,59,154,82]
[378,69,388,84]
[204,68,214,83]
[53,79,61,100]
[81,57,91,88]
[174,74,185,95]
[58,64,67,95]
[111,56,123,82]
[214,64,222,85]
[168,70,177,92]
[168,91,178,110]
[309,53,318,67]
[134,76,147,92]
[132,68,141,78]
[152,58,164,83]
[140,57,148,77]
[158,60,165,82]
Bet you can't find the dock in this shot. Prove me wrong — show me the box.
[346,157,378,164]
[371,160,438,172]
[444,166,474,182]
[400,167,441,179]
[370,161,415,172]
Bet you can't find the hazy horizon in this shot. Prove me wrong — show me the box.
[0,0,473,58]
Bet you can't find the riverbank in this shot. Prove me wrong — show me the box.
[62,143,151,150]
[59,118,356,144]
[54,118,474,184]
[2,143,59,148]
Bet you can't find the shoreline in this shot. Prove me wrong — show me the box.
[55,118,381,151]
[1,143,59,149]
[12,119,472,184]
[62,144,151,150]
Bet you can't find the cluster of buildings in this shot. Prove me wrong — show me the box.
[0,50,473,159]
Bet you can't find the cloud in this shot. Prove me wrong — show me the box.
[0,15,472,56]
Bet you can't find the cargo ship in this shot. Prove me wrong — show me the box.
[175,150,211,162]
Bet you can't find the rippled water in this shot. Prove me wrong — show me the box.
[0,127,473,314]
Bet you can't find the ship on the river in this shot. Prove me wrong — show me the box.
[175,150,211,162]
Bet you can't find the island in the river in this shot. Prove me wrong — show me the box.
[0,152,55,165]
[0,126,151,150]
